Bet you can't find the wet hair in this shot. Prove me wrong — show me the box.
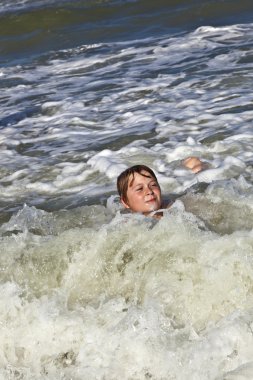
[117,164,159,203]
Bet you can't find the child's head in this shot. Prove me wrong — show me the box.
[117,165,162,214]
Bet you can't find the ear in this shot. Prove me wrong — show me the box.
[120,197,130,209]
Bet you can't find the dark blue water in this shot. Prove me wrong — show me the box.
[1,0,253,65]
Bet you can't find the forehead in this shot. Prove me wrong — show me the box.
[128,170,155,186]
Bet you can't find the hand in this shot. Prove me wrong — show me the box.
[183,156,207,173]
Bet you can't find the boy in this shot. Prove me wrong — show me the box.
[117,157,206,216]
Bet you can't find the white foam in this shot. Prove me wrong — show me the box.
[1,201,253,378]
[87,149,127,179]
[0,25,252,203]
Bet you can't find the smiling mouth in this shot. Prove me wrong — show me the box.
[146,198,156,203]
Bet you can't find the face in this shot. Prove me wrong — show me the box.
[121,170,162,214]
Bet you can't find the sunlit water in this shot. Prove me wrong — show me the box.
[1,1,253,379]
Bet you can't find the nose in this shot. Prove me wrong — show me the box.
[146,185,154,195]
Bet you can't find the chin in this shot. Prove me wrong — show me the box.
[145,203,160,213]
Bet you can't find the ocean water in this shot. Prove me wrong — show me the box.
[1,1,253,379]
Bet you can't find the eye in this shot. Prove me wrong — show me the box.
[136,187,143,192]
[151,182,158,187]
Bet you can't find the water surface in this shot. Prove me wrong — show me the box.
[1,1,253,379]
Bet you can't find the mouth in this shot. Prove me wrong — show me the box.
[145,197,157,203]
